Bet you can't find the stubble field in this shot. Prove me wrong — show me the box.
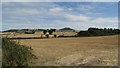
[19,35,118,66]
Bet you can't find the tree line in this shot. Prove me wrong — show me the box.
[43,29,56,35]
[77,27,120,37]
[3,29,56,35]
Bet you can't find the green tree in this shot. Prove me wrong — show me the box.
[48,30,53,35]
[43,30,47,35]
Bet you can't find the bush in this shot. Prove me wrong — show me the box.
[2,38,37,67]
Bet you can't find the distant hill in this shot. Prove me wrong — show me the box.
[3,29,45,32]
[60,27,74,31]
[3,29,19,32]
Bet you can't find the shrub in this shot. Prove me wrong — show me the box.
[2,38,37,67]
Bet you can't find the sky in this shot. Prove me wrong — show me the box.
[2,2,118,31]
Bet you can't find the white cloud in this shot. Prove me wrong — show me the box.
[92,17,118,24]
[77,5,94,11]
[63,13,117,25]
[67,8,73,11]
[3,8,41,16]
[65,14,91,22]
[3,2,62,18]
[49,7,64,13]
[17,8,40,15]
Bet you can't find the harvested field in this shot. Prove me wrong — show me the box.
[19,35,118,66]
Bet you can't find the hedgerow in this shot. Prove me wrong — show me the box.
[2,38,37,67]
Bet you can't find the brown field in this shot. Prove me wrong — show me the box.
[19,35,118,66]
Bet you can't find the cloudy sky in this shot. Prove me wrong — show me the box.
[2,2,118,31]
